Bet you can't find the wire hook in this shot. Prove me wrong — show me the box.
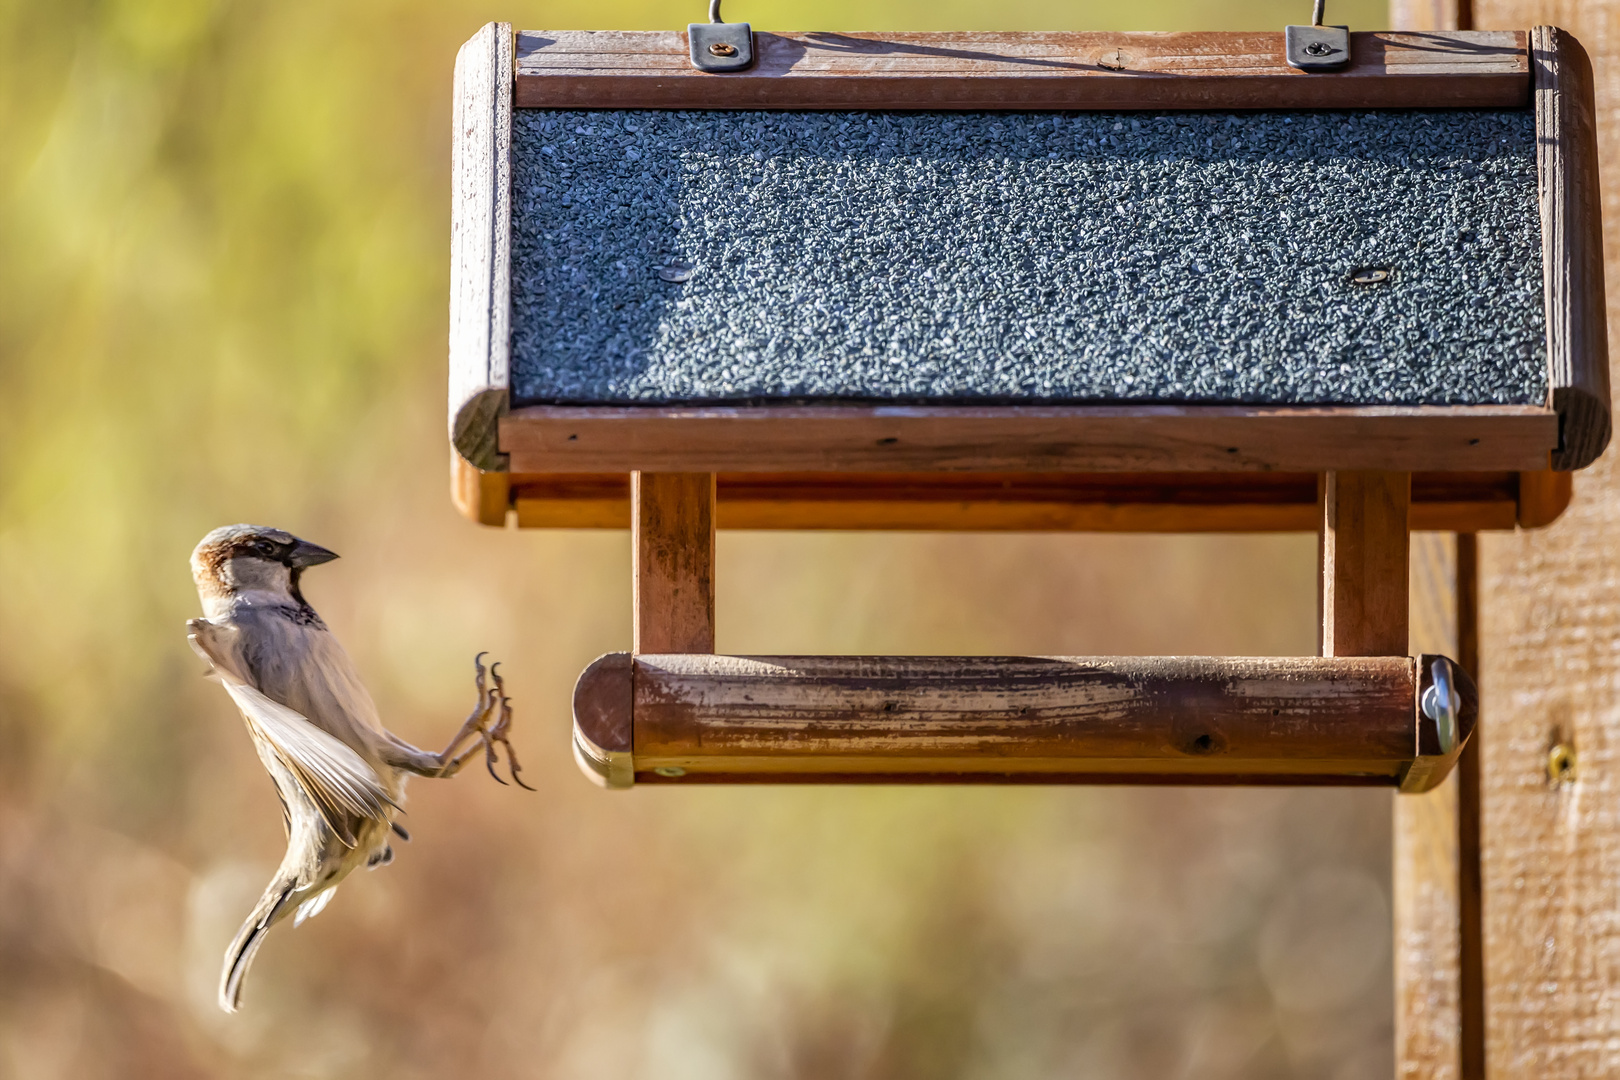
[1312,0,1325,26]
[710,0,723,22]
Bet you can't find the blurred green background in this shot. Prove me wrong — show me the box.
[1,0,1402,1076]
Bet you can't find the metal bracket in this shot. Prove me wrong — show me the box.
[1421,656,1462,755]
[1286,0,1350,72]
[689,0,754,72]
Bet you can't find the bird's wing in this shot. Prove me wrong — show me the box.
[190,620,396,847]
[219,679,398,845]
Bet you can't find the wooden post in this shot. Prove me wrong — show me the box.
[1321,471,1411,658]
[632,472,716,654]
[1456,533,1483,1079]
[1393,534,1470,1080]
[1385,5,1618,1075]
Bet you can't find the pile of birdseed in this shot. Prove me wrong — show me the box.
[509,108,1545,407]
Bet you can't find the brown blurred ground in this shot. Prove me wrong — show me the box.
[1,0,1398,1076]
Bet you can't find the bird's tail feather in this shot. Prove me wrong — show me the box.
[219,878,296,1013]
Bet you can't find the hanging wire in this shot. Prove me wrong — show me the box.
[1311,0,1325,25]
[710,0,724,22]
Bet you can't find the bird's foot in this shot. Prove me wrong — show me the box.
[479,664,535,791]
[433,654,532,789]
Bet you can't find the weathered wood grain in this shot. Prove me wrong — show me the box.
[1534,27,1612,471]
[566,653,1475,786]
[632,473,715,654]
[513,30,1529,110]
[500,470,1535,532]
[1396,530,1465,1080]
[1322,471,1412,658]
[499,405,1559,476]
[1469,14,1620,1067]
[449,22,513,471]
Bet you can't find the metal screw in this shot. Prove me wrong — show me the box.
[1305,41,1333,56]
[1548,743,1576,789]
[709,42,738,57]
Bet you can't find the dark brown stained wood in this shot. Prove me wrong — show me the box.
[1535,27,1611,471]
[1322,471,1412,658]
[632,473,715,654]
[499,405,1559,476]
[1516,468,1572,527]
[499,470,1539,532]
[449,22,513,471]
[563,653,1476,786]
[1456,532,1484,1080]
[513,30,1530,110]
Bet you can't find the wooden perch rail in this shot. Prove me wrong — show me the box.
[572,654,1475,791]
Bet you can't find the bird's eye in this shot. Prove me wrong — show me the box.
[253,539,276,556]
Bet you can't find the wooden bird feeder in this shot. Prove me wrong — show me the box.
[446,21,1607,792]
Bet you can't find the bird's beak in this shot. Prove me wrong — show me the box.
[287,539,340,567]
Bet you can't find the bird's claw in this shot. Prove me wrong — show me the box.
[483,665,536,790]
[470,660,534,791]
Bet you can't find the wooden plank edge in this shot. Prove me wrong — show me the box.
[1536,26,1612,470]
[515,493,1522,532]
[448,21,513,472]
[500,404,1560,475]
[633,771,1401,786]
[504,471,1529,532]
[513,30,1530,111]
[1516,469,1573,527]
[451,450,511,526]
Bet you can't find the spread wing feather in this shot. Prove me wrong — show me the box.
[220,680,398,845]
[189,620,396,847]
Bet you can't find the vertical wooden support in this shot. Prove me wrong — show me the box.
[1321,471,1411,658]
[1455,534,1484,1079]
[1394,532,1484,1079]
[632,472,716,654]
[1396,533,1462,1080]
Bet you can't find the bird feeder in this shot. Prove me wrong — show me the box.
[446,21,1607,791]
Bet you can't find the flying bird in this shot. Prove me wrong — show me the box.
[186,524,530,1013]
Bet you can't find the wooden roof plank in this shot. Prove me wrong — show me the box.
[515,29,1530,110]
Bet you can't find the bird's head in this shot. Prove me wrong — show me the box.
[191,524,339,609]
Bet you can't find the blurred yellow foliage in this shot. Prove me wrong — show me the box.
[1,0,1392,1077]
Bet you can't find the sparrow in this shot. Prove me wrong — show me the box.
[186,524,531,1013]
